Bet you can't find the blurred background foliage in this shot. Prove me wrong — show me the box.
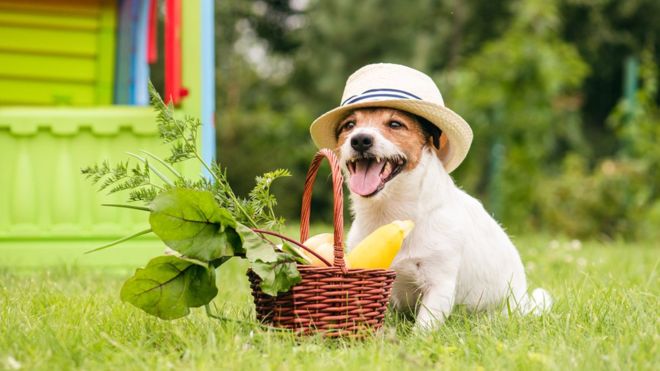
[214,0,659,240]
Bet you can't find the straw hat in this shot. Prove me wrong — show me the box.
[309,63,473,173]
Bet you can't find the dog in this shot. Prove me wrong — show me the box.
[335,107,552,330]
[309,63,552,329]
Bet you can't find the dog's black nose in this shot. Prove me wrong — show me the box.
[351,134,373,152]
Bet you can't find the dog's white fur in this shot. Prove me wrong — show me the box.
[340,115,552,330]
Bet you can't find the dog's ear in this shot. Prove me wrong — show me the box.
[417,116,442,150]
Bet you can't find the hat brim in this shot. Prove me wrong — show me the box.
[309,99,473,173]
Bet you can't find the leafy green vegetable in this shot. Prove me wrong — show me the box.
[83,83,301,321]
[82,83,291,231]
[120,255,218,320]
[251,257,301,296]
[236,224,277,263]
[149,188,241,261]
[235,224,301,295]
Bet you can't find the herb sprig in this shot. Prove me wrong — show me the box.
[81,83,302,320]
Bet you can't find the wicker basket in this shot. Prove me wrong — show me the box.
[249,149,397,337]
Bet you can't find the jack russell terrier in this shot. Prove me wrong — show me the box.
[309,63,551,330]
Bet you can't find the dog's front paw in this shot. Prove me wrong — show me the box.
[413,307,447,332]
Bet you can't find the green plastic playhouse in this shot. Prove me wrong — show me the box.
[0,0,215,251]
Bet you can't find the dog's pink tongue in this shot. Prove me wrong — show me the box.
[349,159,386,196]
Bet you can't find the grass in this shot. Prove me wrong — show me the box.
[0,232,658,370]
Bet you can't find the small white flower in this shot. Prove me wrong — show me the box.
[549,240,560,249]
[5,356,21,370]
[569,239,582,250]
[526,262,537,271]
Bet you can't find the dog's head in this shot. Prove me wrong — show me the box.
[335,108,443,198]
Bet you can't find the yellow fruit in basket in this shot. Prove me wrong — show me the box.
[301,233,335,266]
[345,220,414,269]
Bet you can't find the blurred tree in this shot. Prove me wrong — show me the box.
[215,0,319,222]
[216,0,517,222]
[246,0,303,53]
[289,0,514,116]
[213,0,659,238]
[560,0,660,157]
[537,49,660,239]
[440,0,589,228]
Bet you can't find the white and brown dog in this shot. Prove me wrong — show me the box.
[310,64,551,330]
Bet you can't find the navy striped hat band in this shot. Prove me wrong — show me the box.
[341,88,422,106]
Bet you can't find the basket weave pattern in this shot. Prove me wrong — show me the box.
[249,149,396,336]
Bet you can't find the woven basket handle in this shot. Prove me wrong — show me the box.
[300,149,346,270]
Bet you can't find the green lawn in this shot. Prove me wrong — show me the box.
[0,233,657,370]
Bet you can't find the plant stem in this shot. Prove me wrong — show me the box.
[263,182,277,223]
[84,228,153,254]
[204,304,289,332]
[140,149,183,179]
[126,152,174,187]
[101,204,151,212]
[167,109,258,227]
[194,151,258,227]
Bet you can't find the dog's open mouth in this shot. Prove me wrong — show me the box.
[346,155,406,197]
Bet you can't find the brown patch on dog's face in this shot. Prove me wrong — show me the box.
[335,108,440,171]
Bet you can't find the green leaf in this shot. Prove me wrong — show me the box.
[149,188,241,261]
[236,223,278,263]
[252,257,301,296]
[210,256,233,268]
[120,255,218,320]
[234,224,301,295]
[281,243,311,265]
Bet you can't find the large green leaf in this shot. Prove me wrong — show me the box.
[149,188,241,261]
[120,255,218,320]
[236,223,277,263]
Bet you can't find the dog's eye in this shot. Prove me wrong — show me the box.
[389,121,404,129]
[341,121,356,132]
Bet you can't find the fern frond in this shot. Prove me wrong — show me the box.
[128,187,159,202]
[84,82,288,228]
